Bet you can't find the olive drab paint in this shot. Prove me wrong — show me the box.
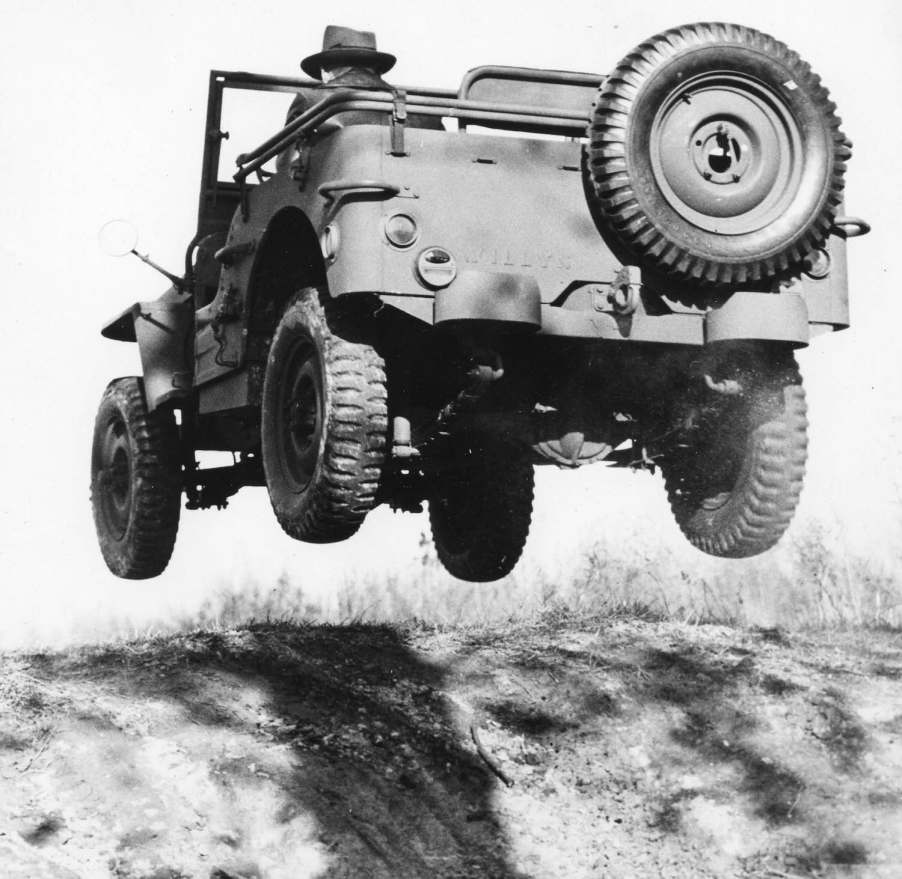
[93,23,868,582]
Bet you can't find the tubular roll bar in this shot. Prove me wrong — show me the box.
[197,70,457,233]
[233,88,593,183]
[208,69,457,98]
[459,66,604,91]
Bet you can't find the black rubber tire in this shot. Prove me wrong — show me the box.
[90,377,182,579]
[261,288,388,543]
[429,437,535,582]
[661,354,808,558]
[588,22,851,286]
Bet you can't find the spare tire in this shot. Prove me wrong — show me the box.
[587,22,851,286]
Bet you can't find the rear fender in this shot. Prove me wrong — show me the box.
[705,292,809,346]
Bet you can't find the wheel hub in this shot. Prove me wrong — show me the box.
[279,342,323,490]
[650,73,802,235]
[97,419,132,539]
[690,121,751,184]
[287,373,318,450]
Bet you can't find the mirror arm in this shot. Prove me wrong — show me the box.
[130,249,185,289]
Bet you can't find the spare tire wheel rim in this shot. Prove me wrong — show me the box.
[650,72,804,235]
[279,337,323,492]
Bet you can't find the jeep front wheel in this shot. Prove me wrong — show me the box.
[90,377,182,579]
[261,288,388,543]
[660,350,808,558]
[429,436,535,582]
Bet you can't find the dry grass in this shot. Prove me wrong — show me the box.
[178,518,902,637]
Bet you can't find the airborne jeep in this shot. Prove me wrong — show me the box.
[91,23,868,582]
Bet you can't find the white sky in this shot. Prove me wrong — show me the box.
[1,0,899,647]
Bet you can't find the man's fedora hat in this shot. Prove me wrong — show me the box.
[301,26,397,79]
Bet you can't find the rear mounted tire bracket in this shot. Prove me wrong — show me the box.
[390,88,408,157]
[590,266,642,316]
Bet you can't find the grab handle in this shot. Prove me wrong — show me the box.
[318,179,401,201]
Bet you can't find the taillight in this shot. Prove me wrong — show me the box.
[319,224,339,261]
[384,213,419,248]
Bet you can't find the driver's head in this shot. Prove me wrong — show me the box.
[301,26,396,81]
[321,64,372,84]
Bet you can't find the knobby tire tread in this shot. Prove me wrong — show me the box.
[663,363,808,558]
[262,289,388,544]
[90,377,181,579]
[430,442,535,582]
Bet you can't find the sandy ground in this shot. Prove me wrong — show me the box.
[1,619,900,878]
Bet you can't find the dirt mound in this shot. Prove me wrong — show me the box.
[1,620,900,878]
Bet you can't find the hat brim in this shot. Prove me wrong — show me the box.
[301,48,396,79]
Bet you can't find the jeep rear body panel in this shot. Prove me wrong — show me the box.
[185,70,850,397]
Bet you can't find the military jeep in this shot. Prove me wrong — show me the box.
[92,22,868,582]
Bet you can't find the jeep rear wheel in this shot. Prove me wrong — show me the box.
[661,351,808,558]
[429,436,534,582]
[90,377,182,579]
[261,289,388,543]
[588,22,851,286]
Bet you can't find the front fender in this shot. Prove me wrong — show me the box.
[101,291,193,410]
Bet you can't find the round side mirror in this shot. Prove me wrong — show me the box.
[98,219,139,257]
